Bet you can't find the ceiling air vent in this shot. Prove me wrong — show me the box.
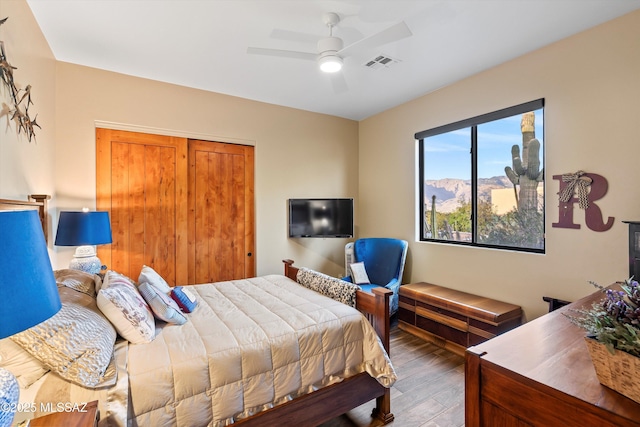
[363,54,400,70]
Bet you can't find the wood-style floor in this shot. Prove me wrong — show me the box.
[321,321,466,427]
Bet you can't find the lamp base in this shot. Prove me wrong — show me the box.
[69,245,103,275]
[0,367,19,427]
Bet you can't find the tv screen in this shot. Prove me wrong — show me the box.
[288,198,353,238]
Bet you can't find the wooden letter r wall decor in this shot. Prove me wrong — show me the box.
[552,173,614,232]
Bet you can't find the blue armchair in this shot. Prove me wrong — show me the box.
[343,238,408,315]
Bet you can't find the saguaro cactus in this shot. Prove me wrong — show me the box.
[505,112,543,212]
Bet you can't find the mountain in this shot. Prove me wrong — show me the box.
[424,176,513,213]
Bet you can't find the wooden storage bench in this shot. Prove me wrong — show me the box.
[398,282,522,356]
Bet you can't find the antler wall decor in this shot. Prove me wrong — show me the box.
[0,17,40,142]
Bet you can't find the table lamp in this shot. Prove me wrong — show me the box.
[0,210,62,427]
[54,210,112,274]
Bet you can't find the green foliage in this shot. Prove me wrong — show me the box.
[447,196,471,232]
[478,205,544,249]
[426,197,543,249]
[566,279,640,357]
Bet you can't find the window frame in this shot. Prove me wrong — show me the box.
[416,98,545,253]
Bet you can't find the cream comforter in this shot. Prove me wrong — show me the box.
[31,274,396,426]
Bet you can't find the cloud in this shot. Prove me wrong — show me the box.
[422,129,469,152]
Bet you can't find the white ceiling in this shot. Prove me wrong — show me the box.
[26,0,640,121]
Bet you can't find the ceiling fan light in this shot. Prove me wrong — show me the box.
[319,55,343,73]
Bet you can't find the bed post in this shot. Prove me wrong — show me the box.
[371,287,391,354]
[29,194,50,243]
[370,286,393,424]
[282,259,298,281]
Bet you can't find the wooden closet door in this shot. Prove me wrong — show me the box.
[188,140,255,283]
[96,129,188,285]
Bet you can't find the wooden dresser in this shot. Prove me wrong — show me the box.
[465,285,640,427]
[398,282,522,356]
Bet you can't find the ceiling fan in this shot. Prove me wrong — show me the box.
[247,12,412,73]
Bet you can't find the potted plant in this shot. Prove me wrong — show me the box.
[567,279,640,403]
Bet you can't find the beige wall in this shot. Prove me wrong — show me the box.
[53,63,358,275]
[4,0,640,321]
[359,9,640,320]
[0,0,56,231]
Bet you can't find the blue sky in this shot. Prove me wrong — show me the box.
[422,109,544,180]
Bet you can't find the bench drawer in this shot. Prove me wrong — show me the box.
[398,282,522,356]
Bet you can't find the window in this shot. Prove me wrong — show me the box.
[416,99,544,253]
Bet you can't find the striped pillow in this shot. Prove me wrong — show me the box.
[170,287,198,313]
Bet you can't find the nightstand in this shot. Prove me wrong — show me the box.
[28,400,98,427]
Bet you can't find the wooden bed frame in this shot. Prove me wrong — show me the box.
[0,197,394,425]
[236,259,394,426]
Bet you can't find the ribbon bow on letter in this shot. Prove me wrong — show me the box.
[559,170,592,209]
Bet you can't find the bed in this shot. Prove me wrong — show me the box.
[1,196,396,427]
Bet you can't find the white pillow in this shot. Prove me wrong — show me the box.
[349,262,371,284]
[138,282,187,325]
[0,338,49,388]
[138,265,171,293]
[98,271,156,344]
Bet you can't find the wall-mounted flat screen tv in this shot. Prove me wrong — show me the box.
[288,198,354,238]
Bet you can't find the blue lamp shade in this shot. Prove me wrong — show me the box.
[54,211,112,274]
[0,210,62,339]
[0,211,61,427]
[54,211,113,246]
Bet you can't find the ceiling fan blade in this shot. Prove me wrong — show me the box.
[246,47,317,61]
[338,21,412,58]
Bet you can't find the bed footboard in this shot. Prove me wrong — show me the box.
[282,259,393,425]
[282,259,391,353]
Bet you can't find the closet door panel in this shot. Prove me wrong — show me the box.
[192,148,212,283]
[128,142,146,279]
[96,129,188,285]
[143,144,177,286]
[97,129,252,286]
[188,140,255,284]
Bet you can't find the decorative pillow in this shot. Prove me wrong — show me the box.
[170,287,198,313]
[98,271,156,344]
[10,287,117,388]
[139,282,187,325]
[138,265,171,294]
[0,338,49,388]
[296,267,360,307]
[349,262,371,284]
[54,269,102,297]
